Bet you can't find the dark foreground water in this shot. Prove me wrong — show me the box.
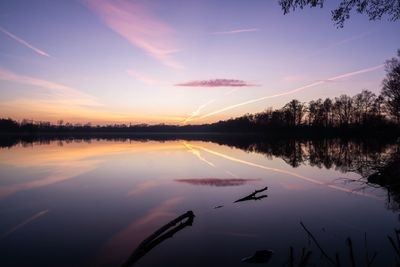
[0,137,399,266]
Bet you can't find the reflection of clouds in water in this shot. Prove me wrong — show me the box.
[0,141,186,198]
[1,209,49,238]
[175,178,260,187]
[0,160,100,198]
[97,197,183,265]
[126,180,166,197]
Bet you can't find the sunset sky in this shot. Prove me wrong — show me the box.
[0,0,399,125]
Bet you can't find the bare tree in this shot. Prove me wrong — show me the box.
[283,99,306,126]
[382,49,400,123]
[333,95,353,126]
[353,90,376,124]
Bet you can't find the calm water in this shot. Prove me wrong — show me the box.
[0,138,399,266]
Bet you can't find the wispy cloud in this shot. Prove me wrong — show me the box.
[0,68,99,106]
[126,69,166,86]
[302,31,372,61]
[0,68,127,123]
[282,74,304,82]
[176,79,257,87]
[212,28,259,35]
[185,64,384,123]
[83,0,181,69]
[0,26,50,57]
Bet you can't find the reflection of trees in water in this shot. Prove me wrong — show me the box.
[1,135,400,209]
[236,138,397,175]
[367,153,400,211]
[227,137,400,211]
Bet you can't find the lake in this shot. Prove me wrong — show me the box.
[0,137,399,266]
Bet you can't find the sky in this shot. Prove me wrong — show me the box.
[0,0,399,125]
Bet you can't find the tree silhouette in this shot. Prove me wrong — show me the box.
[353,90,376,124]
[382,49,400,123]
[283,99,306,126]
[279,0,400,27]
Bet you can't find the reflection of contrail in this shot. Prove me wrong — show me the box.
[225,170,239,178]
[183,142,215,167]
[187,143,322,184]
[183,142,239,178]
[1,209,49,238]
[186,64,383,122]
[188,143,379,199]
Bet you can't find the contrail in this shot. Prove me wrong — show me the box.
[1,209,49,238]
[212,28,259,35]
[0,26,50,57]
[186,64,384,123]
[188,143,380,199]
[302,31,372,60]
[183,99,216,124]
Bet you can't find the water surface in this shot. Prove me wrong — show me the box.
[0,138,399,266]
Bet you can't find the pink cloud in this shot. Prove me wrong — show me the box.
[175,79,257,87]
[82,0,182,68]
[0,26,50,57]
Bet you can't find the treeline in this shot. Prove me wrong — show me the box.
[0,89,399,136]
[215,89,394,130]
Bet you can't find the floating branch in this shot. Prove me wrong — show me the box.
[121,210,195,267]
[234,186,268,203]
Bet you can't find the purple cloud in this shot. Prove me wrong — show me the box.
[175,79,257,87]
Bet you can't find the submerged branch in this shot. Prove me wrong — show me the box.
[234,186,268,203]
[121,210,195,267]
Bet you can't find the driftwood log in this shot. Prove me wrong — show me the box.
[121,210,195,267]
